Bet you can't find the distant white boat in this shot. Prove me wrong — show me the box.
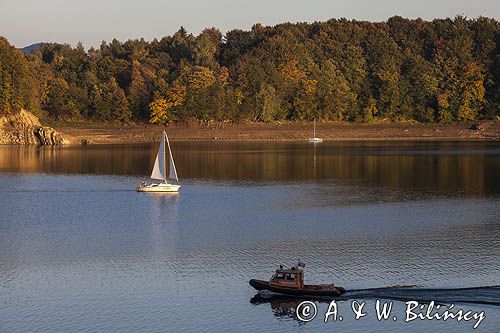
[137,129,181,192]
[308,119,323,143]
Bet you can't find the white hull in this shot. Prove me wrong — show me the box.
[309,120,322,143]
[136,183,181,192]
[138,130,181,193]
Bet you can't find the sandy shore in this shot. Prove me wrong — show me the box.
[53,121,500,144]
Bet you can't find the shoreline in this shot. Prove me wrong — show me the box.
[53,121,500,144]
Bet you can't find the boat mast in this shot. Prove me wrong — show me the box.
[314,119,316,138]
[164,129,179,182]
[162,129,167,183]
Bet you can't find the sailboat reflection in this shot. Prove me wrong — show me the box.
[148,192,179,219]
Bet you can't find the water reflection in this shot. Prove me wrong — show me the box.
[147,193,180,255]
[250,294,304,322]
[250,285,500,325]
[0,141,499,195]
[0,142,499,332]
[251,285,500,308]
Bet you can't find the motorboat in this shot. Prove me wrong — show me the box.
[249,262,345,297]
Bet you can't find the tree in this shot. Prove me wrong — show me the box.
[363,97,379,123]
[280,59,318,119]
[127,60,150,119]
[363,27,403,119]
[0,63,12,114]
[90,78,131,121]
[316,59,355,121]
[193,28,222,68]
[254,84,282,121]
[149,84,186,122]
[457,61,485,120]
[149,98,173,124]
[45,79,79,119]
[0,16,497,123]
[0,37,42,115]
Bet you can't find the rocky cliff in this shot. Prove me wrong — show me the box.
[0,109,66,145]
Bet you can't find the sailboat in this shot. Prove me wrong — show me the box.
[136,129,181,192]
[308,119,323,143]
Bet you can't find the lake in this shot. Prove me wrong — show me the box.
[0,141,499,332]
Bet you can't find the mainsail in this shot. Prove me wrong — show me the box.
[150,129,179,182]
[150,130,166,180]
[165,131,179,182]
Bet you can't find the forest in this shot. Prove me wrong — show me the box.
[0,16,498,124]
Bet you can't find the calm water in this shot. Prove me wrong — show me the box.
[0,141,499,332]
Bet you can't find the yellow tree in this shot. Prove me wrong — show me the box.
[149,98,173,124]
[280,59,319,119]
[280,59,306,83]
[188,66,216,90]
[167,84,187,107]
[149,85,186,124]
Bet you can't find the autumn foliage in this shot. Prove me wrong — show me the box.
[0,16,498,123]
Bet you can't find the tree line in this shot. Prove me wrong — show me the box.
[0,16,498,124]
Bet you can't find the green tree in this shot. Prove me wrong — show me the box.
[0,16,497,123]
[254,84,282,121]
[457,61,485,120]
[127,60,150,119]
[316,59,355,121]
[0,63,12,114]
[46,78,79,119]
[91,78,131,121]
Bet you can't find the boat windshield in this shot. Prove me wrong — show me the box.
[271,273,285,280]
[271,273,295,281]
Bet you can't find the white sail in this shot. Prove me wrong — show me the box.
[150,130,166,181]
[165,131,179,182]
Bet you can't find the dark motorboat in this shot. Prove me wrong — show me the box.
[249,263,345,297]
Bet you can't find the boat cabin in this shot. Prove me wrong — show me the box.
[269,266,304,289]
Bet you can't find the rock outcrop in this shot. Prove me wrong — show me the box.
[0,109,66,145]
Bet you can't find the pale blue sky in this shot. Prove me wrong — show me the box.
[1,0,498,48]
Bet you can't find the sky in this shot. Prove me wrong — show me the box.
[1,0,499,48]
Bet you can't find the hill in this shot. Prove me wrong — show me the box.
[1,16,499,125]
